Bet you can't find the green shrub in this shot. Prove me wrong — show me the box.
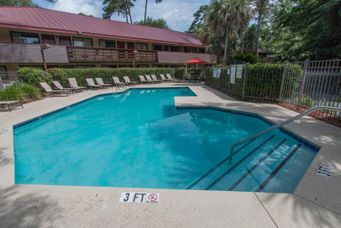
[301,96,313,107]
[0,86,23,101]
[19,83,41,100]
[175,68,185,79]
[0,83,41,101]
[18,67,52,85]
[48,67,176,86]
[233,52,259,64]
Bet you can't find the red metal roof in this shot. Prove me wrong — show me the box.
[0,6,205,47]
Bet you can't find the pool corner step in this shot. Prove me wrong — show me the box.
[255,143,303,192]
[227,138,288,191]
[186,134,276,190]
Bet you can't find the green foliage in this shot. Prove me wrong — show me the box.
[19,83,41,100]
[187,5,209,33]
[301,96,313,107]
[0,83,41,101]
[175,68,186,79]
[48,67,175,86]
[17,68,52,85]
[233,52,258,64]
[205,63,302,101]
[272,0,341,60]
[190,0,252,64]
[241,24,257,52]
[189,0,340,61]
[0,0,37,6]
[103,0,135,23]
[135,17,169,29]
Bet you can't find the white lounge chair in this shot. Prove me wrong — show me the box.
[112,76,126,88]
[0,100,23,111]
[95,78,111,87]
[166,73,174,81]
[145,75,155,83]
[123,76,138,85]
[51,81,74,92]
[39,82,69,96]
[86,78,102,89]
[160,74,169,81]
[68,78,86,90]
[139,75,147,83]
[151,74,161,82]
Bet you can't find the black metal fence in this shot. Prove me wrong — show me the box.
[205,59,341,126]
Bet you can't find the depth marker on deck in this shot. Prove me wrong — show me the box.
[119,192,159,203]
[316,161,335,178]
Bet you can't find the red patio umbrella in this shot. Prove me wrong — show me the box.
[185,57,209,65]
[184,58,208,80]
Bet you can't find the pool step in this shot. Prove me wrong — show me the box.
[227,138,287,191]
[210,140,302,192]
[186,134,276,190]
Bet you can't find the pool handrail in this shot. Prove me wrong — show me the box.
[229,106,341,164]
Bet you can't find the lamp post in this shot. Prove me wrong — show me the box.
[40,43,51,71]
[132,50,139,68]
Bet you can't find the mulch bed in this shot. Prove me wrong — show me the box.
[278,101,341,128]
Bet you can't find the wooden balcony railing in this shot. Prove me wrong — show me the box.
[66,46,157,63]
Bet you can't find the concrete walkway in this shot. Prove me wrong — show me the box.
[0,83,340,227]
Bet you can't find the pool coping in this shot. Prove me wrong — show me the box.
[1,83,340,227]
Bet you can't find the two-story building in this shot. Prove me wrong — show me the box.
[0,6,217,81]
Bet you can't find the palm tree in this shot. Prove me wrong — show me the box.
[144,0,162,25]
[254,0,269,56]
[207,0,252,64]
[103,0,135,23]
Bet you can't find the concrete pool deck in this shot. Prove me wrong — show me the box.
[0,83,340,227]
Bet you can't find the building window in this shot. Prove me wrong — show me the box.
[170,46,181,52]
[76,65,95,68]
[73,37,93,47]
[11,31,40,44]
[153,44,163,51]
[41,34,56,44]
[135,43,148,51]
[199,48,205,53]
[126,42,134,49]
[0,66,9,80]
[184,46,197,53]
[59,36,72,46]
[164,45,171,51]
[99,39,116,48]
[117,41,125,49]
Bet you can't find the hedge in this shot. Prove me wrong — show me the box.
[17,67,52,85]
[0,83,41,101]
[47,67,176,86]
[205,63,302,102]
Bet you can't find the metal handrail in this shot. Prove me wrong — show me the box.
[229,106,341,164]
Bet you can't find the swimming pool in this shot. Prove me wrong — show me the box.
[14,87,318,192]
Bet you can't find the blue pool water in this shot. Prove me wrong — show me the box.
[14,88,318,192]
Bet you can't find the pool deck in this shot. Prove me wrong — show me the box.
[0,83,340,228]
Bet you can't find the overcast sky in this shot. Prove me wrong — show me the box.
[33,0,210,32]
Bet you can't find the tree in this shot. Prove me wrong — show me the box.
[0,0,37,6]
[144,0,162,25]
[274,0,341,60]
[206,0,252,64]
[78,12,94,17]
[135,17,169,29]
[254,0,269,56]
[187,5,209,33]
[241,24,257,52]
[103,0,135,24]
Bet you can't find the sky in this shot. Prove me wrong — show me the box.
[33,0,211,32]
